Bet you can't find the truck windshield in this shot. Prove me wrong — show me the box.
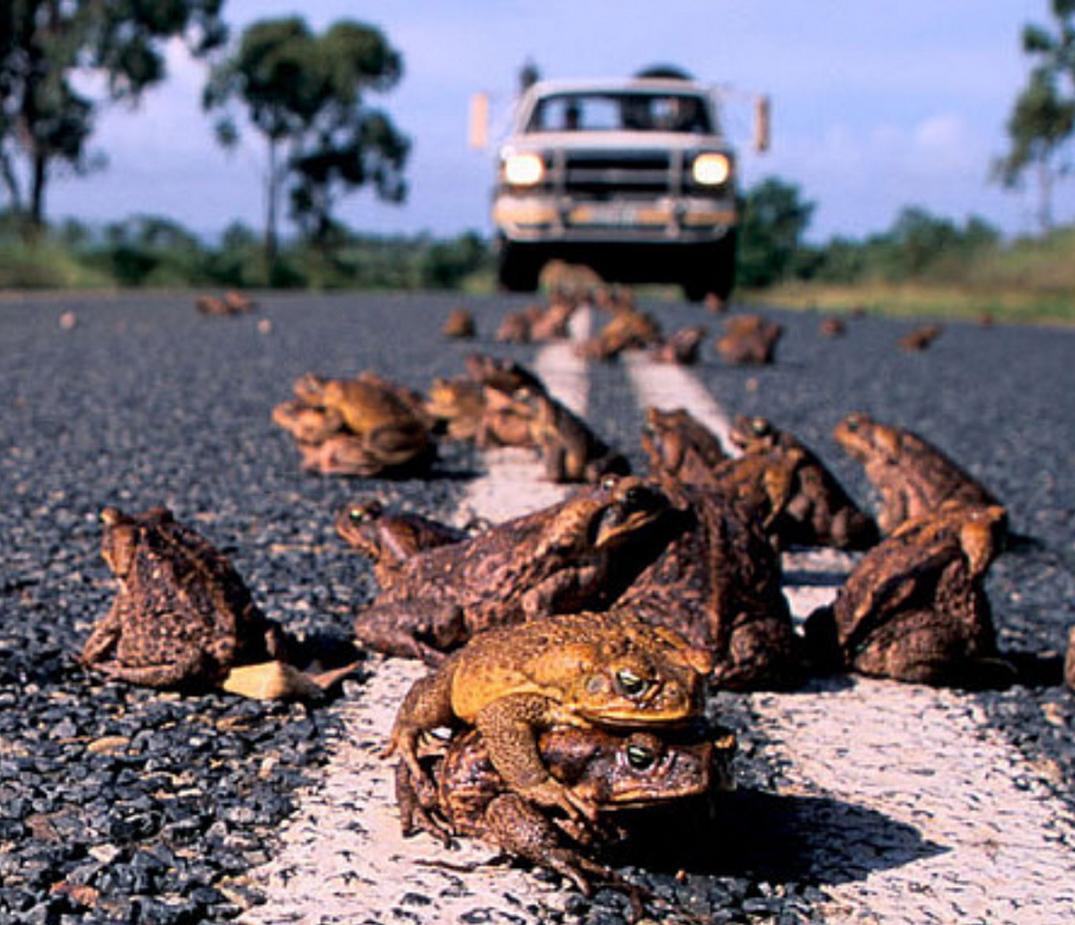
[526,92,713,134]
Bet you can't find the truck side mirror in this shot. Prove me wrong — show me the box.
[468,92,490,149]
[753,95,771,153]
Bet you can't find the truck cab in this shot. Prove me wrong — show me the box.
[490,75,749,301]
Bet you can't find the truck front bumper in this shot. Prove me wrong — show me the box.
[493,193,737,244]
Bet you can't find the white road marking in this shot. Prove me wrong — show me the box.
[243,319,1075,925]
[622,347,1075,924]
[240,310,593,925]
[621,349,738,455]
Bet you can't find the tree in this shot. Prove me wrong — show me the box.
[203,17,409,263]
[0,1,226,229]
[736,177,814,287]
[995,0,1075,230]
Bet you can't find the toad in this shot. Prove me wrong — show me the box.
[387,609,711,820]
[514,386,631,483]
[443,307,477,339]
[641,406,728,490]
[271,399,345,445]
[353,477,679,662]
[727,415,878,550]
[804,502,1013,686]
[1066,627,1075,692]
[578,309,662,361]
[424,377,485,441]
[714,315,783,365]
[651,325,707,365]
[397,723,734,894]
[819,316,846,337]
[616,485,803,690]
[898,324,943,351]
[833,412,1003,535]
[80,506,290,690]
[289,373,434,477]
[494,311,532,343]
[335,499,470,586]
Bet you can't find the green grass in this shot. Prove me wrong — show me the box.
[0,240,113,289]
[752,227,1075,326]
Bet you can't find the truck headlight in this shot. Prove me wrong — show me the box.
[502,152,545,186]
[692,152,731,186]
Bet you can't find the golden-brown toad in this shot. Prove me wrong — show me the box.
[833,412,1003,535]
[424,377,486,441]
[804,502,1013,686]
[397,723,733,894]
[352,477,679,662]
[271,399,345,445]
[80,506,290,690]
[287,373,434,477]
[387,610,711,820]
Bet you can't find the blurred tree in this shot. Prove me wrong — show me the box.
[995,0,1075,230]
[736,176,814,287]
[0,1,226,230]
[203,17,409,265]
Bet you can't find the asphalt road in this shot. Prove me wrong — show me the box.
[0,291,1072,924]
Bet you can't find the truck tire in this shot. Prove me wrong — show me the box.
[683,233,737,303]
[497,242,543,292]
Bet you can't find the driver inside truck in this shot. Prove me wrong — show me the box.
[562,101,581,130]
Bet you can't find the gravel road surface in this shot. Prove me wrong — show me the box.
[1,291,1072,924]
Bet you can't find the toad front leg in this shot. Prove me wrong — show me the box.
[474,694,598,822]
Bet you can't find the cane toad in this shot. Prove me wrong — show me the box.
[353,477,679,662]
[804,502,1013,685]
[80,506,289,689]
[515,386,631,483]
[714,315,783,365]
[898,324,943,351]
[387,610,711,820]
[424,377,485,441]
[1065,626,1075,692]
[397,724,732,894]
[617,485,803,690]
[443,308,477,339]
[641,406,728,490]
[727,415,879,549]
[834,412,1003,535]
[271,399,345,444]
[651,326,707,365]
[289,373,434,476]
[335,499,469,586]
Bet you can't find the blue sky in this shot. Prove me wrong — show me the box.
[49,0,1072,242]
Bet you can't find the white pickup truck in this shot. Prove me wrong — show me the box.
[486,73,765,301]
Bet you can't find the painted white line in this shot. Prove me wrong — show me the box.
[241,309,594,924]
[755,680,1075,924]
[621,349,738,455]
[623,347,1075,924]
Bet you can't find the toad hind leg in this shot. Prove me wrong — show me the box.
[386,665,457,798]
[474,694,597,822]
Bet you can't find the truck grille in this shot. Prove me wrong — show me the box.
[559,151,674,196]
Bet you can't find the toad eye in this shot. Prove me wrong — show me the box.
[615,668,649,698]
[625,744,656,770]
[348,508,371,523]
[601,475,619,491]
[844,417,860,433]
[751,418,770,435]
